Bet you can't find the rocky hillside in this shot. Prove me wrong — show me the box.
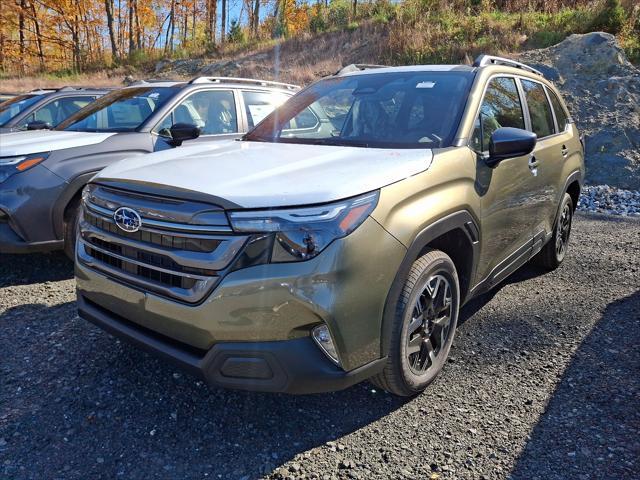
[520,32,640,190]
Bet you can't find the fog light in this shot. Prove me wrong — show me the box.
[312,324,340,365]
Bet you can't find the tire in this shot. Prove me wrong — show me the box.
[532,193,573,271]
[371,249,460,397]
[63,199,81,260]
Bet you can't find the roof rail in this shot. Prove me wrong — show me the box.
[334,64,387,76]
[473,55,543,76]
[127,79,179,86]
[188,76,299,91]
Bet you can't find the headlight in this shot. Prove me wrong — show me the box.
[0,152,49,183]
[229,191,379,262]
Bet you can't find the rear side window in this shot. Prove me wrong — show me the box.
[242,90,288,129]
[521,79,555,138]
[547,88,569,133]
[472,77,525,152]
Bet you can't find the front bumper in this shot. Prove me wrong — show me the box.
[78,293,387,394]
[76,216,406,391]
[0,164,67,254]
[0,221,63,253]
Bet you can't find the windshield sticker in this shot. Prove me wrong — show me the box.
[416,81,436,89]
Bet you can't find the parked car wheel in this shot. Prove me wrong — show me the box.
[372,249,460,396]
[533,193,573,270]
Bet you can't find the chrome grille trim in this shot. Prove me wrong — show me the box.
[86,200,233,233]
[79,237,212,281]
[77,241,218,303]
[78,185,246,303]
[80,218,246,271]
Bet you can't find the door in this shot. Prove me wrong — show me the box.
[472,76,540,284]
[521,80,572,248]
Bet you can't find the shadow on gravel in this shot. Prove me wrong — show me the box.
[0,300,408,479]
[0,252,73,287]
[510,291,640,480]
[458,263,549,327]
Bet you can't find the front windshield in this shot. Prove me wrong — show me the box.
[0,94,42,126]
[56,86,178,132]
[245,70,474,149]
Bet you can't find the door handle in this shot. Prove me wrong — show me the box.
[561,145,569,158]
[528,154,539,176]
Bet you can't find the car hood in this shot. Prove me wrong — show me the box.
[96,140,434,208]
[0,130,116,156]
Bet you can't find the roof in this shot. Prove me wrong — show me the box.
[335,56,544,78]
[126,77,300,91]
[337,64,475,77]
[27,87,113,95]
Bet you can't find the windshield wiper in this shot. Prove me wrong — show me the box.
[243,134,271,142]
[279,137,371,148]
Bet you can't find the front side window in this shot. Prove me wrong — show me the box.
[471,77,525,152]
[521,79,555,138]
[0,94,42,126]
[21,96,95,128]
[242,90,289,129]
[57,87,178,132]
[245,71,474,149]
[547,88,569,133]
[155,90,238,136]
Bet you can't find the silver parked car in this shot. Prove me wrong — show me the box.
[0,87,110,133]
[0,77,298,257]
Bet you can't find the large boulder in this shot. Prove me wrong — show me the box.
[520,32,640,189]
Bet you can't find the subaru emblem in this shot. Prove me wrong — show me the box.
[114,207,142,233]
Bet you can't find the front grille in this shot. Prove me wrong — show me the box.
[78,184,247,303]
[85,212,221,253]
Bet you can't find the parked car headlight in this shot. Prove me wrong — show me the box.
[228,191,379,262]
[0,152,50,183]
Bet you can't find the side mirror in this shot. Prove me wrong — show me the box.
[486,127,537,167]
[26,120,52,131]
[168,123,200,147]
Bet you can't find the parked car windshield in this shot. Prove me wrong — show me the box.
[0,94,42,126]
[244,70,474,148]
[57,86,178,132]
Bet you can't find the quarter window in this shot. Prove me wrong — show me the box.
[472,77,525,152]
[547,88,569,133]
[242,90,288,129]
[521,79,555,138]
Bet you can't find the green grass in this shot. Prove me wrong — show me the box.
[384,7,606,65]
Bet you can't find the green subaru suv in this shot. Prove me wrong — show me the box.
[75,56,584,396]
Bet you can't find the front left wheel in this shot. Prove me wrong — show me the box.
[372,249,460,397]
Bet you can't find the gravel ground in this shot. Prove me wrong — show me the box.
[1,213,638,480]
